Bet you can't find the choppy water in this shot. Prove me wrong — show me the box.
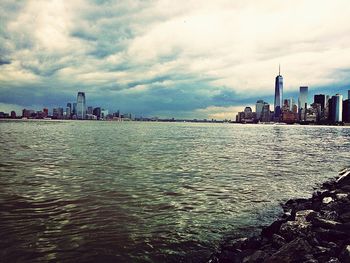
[0,120,349,262]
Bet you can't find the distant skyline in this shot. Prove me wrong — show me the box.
[1,0,350,119]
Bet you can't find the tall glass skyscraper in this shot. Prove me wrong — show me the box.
[274,66,283,118]
[256,100,264,121]
[298,86,308,112]
[76,92,86,120]
[332,94,343,122]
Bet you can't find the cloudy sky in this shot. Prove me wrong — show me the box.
[1,0,350,119]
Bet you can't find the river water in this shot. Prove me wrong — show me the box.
[0,120,349,262]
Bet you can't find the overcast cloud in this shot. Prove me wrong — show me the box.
[1,0,350,119]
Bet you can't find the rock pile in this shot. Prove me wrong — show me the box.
[208,168,350,263]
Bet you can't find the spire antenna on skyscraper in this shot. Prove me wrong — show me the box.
[279,64,281,76]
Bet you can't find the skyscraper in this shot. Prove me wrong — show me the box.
[314,94,326,111]
[331,94,343,122]
[256,100,264,121]
[76,92,86,120]
[298,86,308,112]
[72,103,77,116]
[66,103,72,118]
[342,99,350,123]
[274,65,283,119]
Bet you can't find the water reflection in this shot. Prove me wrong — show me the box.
[0,121,349,262]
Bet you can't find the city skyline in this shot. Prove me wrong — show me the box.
[1,1,350,119]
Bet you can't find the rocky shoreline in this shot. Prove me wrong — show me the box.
[208,168,350,263]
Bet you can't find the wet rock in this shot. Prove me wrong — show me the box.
[283,198,312,214]
[326,257,341,263]
[264,238,313,263]
[312,218,341,229]
[339,211,350,223]
[303,258,319,263]
[336,170,350,186]
[339,245,350,263]
[296,210,319,222]
[313,246,331,257]
[242,250,269,263]
[335,222,350,232]
[335,193,348,200]
[242,237,262,250]
[340,185,350,192]
[223,237,248,250]
[271,234,285,249]
[216,249,242,263]
[320,210,339,221]
[279,220,311,241]
[314,227,349,242]
[261,220,285,239]
[322,197,334,204]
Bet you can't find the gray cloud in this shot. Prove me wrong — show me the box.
[1,0,350,119]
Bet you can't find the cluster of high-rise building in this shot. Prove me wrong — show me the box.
[1,92,132,121]
[236,68,350,124]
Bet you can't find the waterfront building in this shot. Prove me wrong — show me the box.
[76,92,86,120]
[53,107,64,119]
[101,109,109,120]
[256,100,264,121]
[290,98,295,111]
[10,111,16,119]
[314,94,326,112]
[43,108,48,117]
[261,103,270,122]
[87,106,93,115]
[298,86,308,121]
[66,107,71,118]
[342,99,350,123]
[244,107,253,119]
[93,107,101,120]
[0,112,9,118]
[274,66,283,119]
[72,103,77,116]
[236,112,245,123]
[282,111,297,124]
[282,99,290,112]
[310,103,322,123]
[22,109,35,118]
[329,94,343,123]
[298,86,308,112]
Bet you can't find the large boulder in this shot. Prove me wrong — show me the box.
[264,238,313,263]
[261,220,285,239]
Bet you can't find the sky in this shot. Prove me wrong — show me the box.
[1,0,350,120]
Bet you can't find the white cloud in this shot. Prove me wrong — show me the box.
[1,0,350,119]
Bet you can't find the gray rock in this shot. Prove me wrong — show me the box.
[261,220,285,239]
[339,245,350,263]
[242,250,269,263]
[296,210,318,222]
[326,257,341,263]
[271,234,286,249]
[264,238,313,263]
[336,170,350,185]
[280,220,311,241]
[339,211,350,222]
[314,227,349,242]
[312,217,341,229]
[336,193,348,200]
[322,197,334,204]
